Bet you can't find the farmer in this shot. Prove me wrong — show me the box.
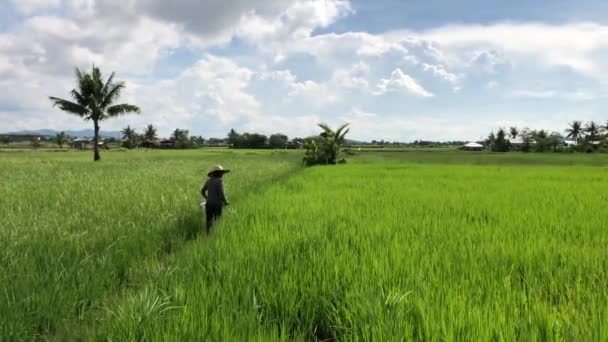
[201,165,230,233]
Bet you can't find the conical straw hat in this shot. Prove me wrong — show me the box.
[207,165,230,177]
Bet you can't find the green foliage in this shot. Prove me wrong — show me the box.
[53,132,69,148]
[303,123,350,166]
[171,129,192,149]
[565,121,583,143]
[143,124,159,147]
[49,66,140,161]
[227,129,270,149]
[492,128,510,152]
[121,125,139,149]
[268,133,288,149]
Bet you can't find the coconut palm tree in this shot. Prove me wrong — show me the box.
[121,125,138,149]
[565,121,583,144]
[585,121,601,142]
[143,124,158,142]
[49,66,140,161]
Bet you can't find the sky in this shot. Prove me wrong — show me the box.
[1,0,608,141]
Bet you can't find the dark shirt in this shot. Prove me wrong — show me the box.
[201,178,228,206]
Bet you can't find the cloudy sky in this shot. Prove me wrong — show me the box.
[1,0,608,141]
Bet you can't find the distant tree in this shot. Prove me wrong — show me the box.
[548,131,563,152]
[54,131,68,148]
[492,128,511,152]
[172,128,192,148]
[509,127,519,140]
[584,121,601,142]
[247,133,268,148]
[519,128,533,152]
[533,130,551,152]
[565,120,583,144]
[49,66,140,161]
[269,133,288,149]
[143,124,158,142]
[227,129,241,148]
[121,126,138,149]
[486,131,496,151]
[190,136,205,147]
[1,136,11,146]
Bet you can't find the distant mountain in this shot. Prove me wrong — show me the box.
[2,129,122,139]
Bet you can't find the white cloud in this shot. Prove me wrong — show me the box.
[414,22,608,76]
[422,63,461,90]
[374,68,434,97]
[331,62,370,89]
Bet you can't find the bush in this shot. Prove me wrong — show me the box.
[303,124,350,166]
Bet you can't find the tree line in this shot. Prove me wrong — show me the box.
[486,121,608,153]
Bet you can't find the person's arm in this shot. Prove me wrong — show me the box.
[201,180,208,199]
[220,181,228,205]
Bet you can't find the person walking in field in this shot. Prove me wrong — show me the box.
[201,165,230,233]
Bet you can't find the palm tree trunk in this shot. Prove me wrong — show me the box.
[93,120,101,161]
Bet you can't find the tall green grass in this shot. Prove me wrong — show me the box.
[2,150,608,340]
[92,161,608,340]
[0,149,301,339]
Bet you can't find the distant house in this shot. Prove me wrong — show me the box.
[159,139,176,149]
[462,142,484,151]
[72,137,104,149]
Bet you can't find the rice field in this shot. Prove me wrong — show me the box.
[2,149,608,340]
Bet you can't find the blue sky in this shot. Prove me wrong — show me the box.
[1,0,607,141]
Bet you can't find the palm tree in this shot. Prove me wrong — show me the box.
[54,131,68,148]
[509,127,519,140]
[49,66,140,161]
[143,124,158,142]
[585,121,600,141]
[317,123,350,164]
[565,121,583,144]
[121,126,138,149]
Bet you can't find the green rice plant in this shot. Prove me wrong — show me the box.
[90,157,608,340]
[3,150,608,340]
[0,149,302,339]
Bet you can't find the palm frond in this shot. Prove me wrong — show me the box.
[338,127,350,141]
[101,82,126,109]
[69,89,87,105]
[49,97,89,117]
[335,123,350,138]
[107,103,141,117]
[317,123,333,134]
[74,67,85,83]
[102,72,116,96]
